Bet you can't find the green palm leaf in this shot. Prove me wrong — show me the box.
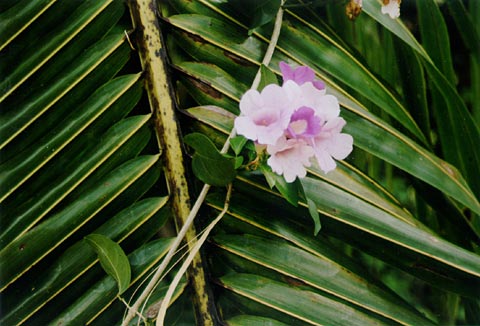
[2,0,479,325]
[0,1,180,324]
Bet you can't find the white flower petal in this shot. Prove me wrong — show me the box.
[257,125,285,145]
[234,117,257,140]
[299,82,326,107]
[326,133,354,160]
[314,95,340,121]
[381,0,400,19]
[262,84,291,109]
[282,80,303,106]
[314,148,337,173]
[321,117,347,135]
[239,89,262,115]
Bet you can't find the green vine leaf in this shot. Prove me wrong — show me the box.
[307,197,321,235]
[260,162,299,206]
[85,234,131,295]
[184,132,237,186]
[299,180,321,235]
[230,135,248,156]
[259,64,279,91]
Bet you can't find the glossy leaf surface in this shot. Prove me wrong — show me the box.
[85,234,131,295]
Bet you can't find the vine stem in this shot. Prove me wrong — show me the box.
[251,0,285,91]
[122,1,285,325]
[156,184,233,325]
[121,187,211,326]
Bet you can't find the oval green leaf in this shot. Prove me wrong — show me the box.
[184,132,236,186]
[85,234,131,295]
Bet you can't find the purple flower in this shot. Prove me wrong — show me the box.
[279,61,325,91]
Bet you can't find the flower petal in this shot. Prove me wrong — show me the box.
[293,66,316,85]
[279,61,294,81]
[325,133,354,160]
[314,148,337,173]
[234,116,257,140]
[279,61,326,90]
[239,89,262,115]
[321,117,347,135]
[314,94,340,121]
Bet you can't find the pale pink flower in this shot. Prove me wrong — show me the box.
[267,137,314,183]
[235,83,294,145]
[381,0,401,19]
[234,62,354,182]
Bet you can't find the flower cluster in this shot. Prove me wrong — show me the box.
[234,62,353,183]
